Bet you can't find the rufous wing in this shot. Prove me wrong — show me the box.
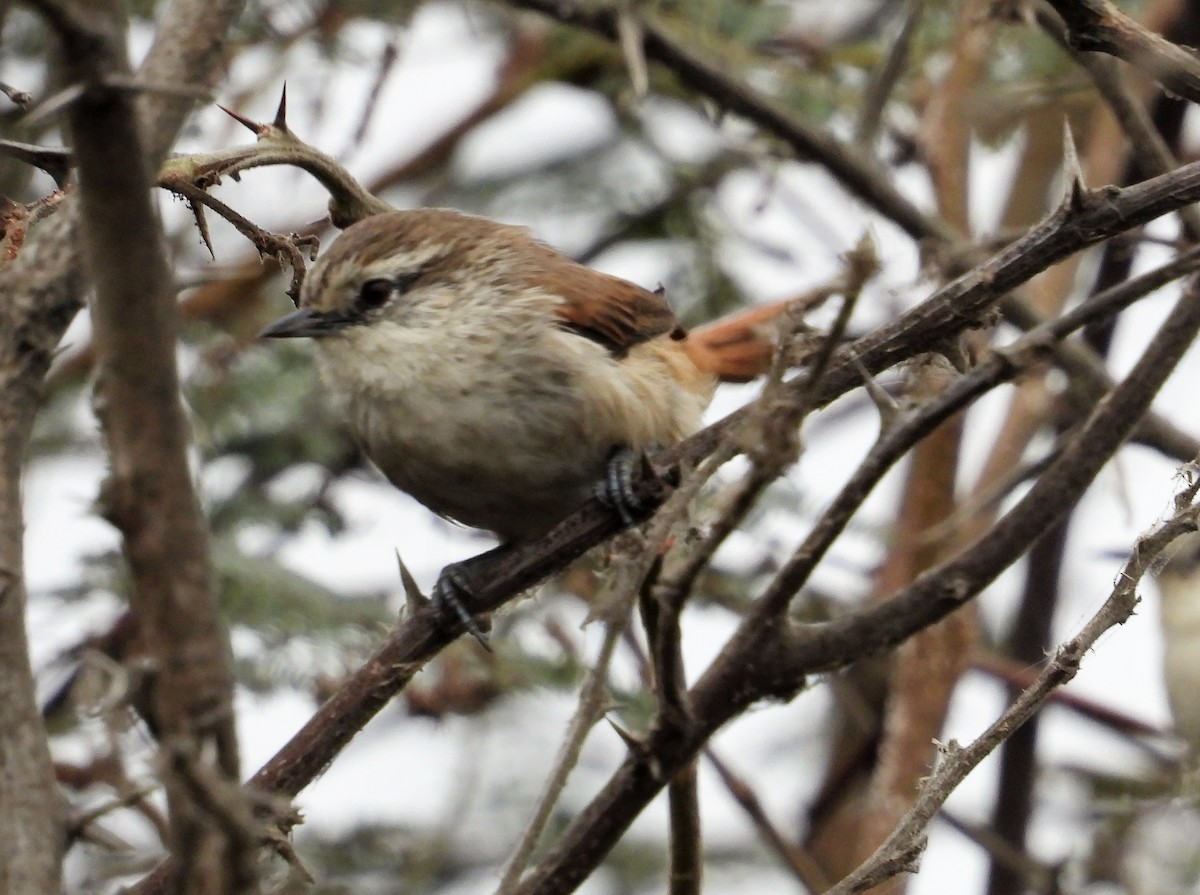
[524,247,678,355]
[524,239,792,380]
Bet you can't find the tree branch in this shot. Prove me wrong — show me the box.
[507,266,1200,895]
[125,146,1200,894]
[1042,0,1200,104]
[824,494,1200,894]
[503,0,956,243]
[31,0,254,890]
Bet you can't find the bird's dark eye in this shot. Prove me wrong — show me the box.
[357,278,395,311]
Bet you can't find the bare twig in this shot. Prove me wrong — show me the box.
[666,761,702,895]
[495,593,636,895]
[0,192,69,270]
[341,38,399,156]
[504,0,957,244]
[824,494,1200,894]
[857,0,924,143]
[161,176,317,303]
[1037,1,1200,237]
[705,749,829,891]
[0,80,31,107]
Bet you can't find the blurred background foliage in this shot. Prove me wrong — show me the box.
[7,0,1200,892]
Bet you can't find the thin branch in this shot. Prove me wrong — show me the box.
[1037,0,1200,237]
[705,749,829,891]
[857,0,924,143]
[997,241,1200,462]
[941,811,1060,895]
[0,80,31,107]
[162,177,317,304]
[666,761,702,895]
[1042,0,1200,104]
[504,0,957,244]
[495,600,634,895]
[972,653,1174,758]
[637,551,702,895]
[340,38,399,156]
[823,496,1200,894]
[0,139,71,187]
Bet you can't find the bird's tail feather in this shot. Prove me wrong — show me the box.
[683,301,795,383]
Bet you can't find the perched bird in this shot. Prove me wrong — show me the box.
[262,209,792,628]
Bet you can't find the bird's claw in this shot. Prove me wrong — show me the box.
[595,447,653,527]
[431,565,491,650]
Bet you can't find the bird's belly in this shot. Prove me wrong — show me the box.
[316,326,710,542]
[352,375,611,541]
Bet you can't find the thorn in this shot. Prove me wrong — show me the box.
[606,717,646,752]
[189,200,215,259]
[395,550,427,617]
[218,104,266,136]
[852,354,900,429]
[273,84,289,133]
[1060,119,1087,210]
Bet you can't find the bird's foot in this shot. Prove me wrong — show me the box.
[431,562,491,650]
[595,447,658,528]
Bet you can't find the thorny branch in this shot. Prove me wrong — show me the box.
[506,0,955,244]
[825,484,1200,894]
[161,175,319,304]
[41,7,1190,891]
[126,123,1200,893]
[504,269,1200,895]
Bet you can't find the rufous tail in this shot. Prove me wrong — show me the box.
[683,300,794,383]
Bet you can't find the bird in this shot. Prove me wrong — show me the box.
[261,208,794,631]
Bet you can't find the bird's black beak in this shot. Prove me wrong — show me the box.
[259,307,355,339]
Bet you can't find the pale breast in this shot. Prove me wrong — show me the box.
[314,314,714,542]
